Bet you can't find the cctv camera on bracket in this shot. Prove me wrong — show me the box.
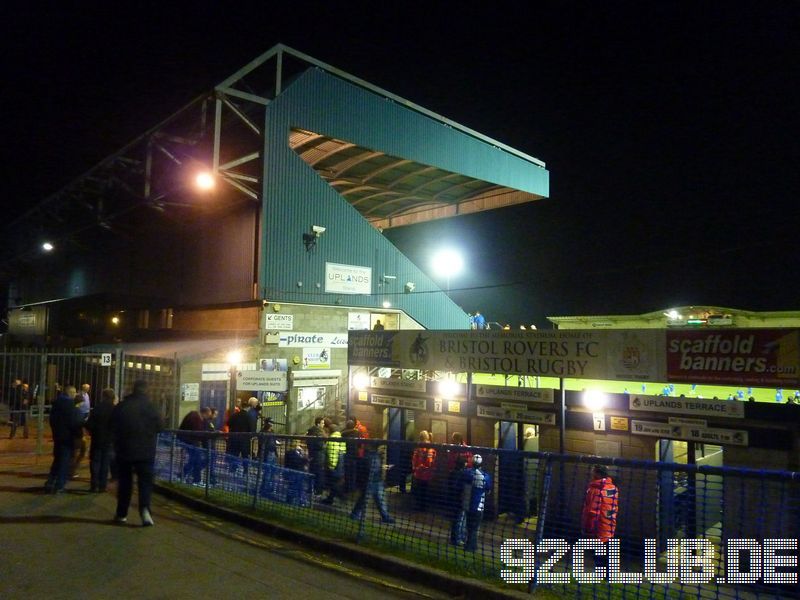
[312,225,326,236]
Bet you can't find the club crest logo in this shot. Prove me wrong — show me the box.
[409,333,429,366]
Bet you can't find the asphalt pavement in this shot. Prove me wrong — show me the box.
[0,450,455,600]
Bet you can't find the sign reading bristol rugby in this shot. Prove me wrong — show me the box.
[666,329,800,387]
[325,262,372,295]
[348,330,665,381]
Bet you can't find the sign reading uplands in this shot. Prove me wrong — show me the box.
[666,329,800,387]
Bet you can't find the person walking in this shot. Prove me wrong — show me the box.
[86,388,117,492]
[111,380,163,526]
[350,447,394,524]
[44,385,84,493]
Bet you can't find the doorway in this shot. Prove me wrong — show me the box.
[200,381,227,430]
[494,421,530,519]
[657,439,724,542]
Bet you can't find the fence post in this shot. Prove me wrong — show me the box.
[529,456,554,594]
[205,439,212,500]
[252,433,266,509]
[114,348,124,397]
[169,433,176,484]
[36,351,47,456]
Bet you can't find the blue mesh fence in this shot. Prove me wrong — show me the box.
[155,431,800,599]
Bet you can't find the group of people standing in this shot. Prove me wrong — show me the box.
[408,430,493,551]
[45,380,163,528]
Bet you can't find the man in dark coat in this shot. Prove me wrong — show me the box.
[227,404,255,473]
[86,388,117,492]
[305,416,326,495]
[111,380,163,526]
[45,385,84,493]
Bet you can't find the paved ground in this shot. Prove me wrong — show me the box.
[0,449,456,600]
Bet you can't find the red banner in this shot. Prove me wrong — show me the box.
[666,329,800,387]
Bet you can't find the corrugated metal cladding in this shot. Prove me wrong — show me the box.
[259,69,549,330]
[176,205,256,305]
[18,204,255,307]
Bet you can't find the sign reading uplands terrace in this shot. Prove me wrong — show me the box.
[348,330,665,381]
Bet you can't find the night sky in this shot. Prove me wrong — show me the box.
[3,4,798,327]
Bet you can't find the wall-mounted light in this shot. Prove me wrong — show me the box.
[111,316,120,325]
[382,300,392,308]
[42,242,54,252]
[438,377,459,399]
[353,372,370,391]
[226,350,242,366]
[583,389,608,411]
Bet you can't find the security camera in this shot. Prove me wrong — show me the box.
[405,282,415,293]
[312,225,326,236]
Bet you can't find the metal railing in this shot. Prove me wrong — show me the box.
[154,431,800,599]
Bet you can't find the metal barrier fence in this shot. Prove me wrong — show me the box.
[155,431,800,599]
[1,348,179,450]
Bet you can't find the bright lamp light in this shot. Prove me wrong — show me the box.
[353,373,370,391]
[195,171,215,191]
[431,249,464,278]
[438,378,459,399]
[226,350,242,366]
[382,300,391,308]
[583,389,608,411]
[42,242,54,252]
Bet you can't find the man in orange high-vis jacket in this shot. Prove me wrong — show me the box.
[581,464,619,544]
[412,430,437,511]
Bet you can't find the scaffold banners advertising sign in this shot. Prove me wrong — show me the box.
[325,262,372,295]
[236,370,287,392]
[348,331,397,366]
[629,394,744,418]
[348,330,665,381]
[666,329,800,387]
[476,384,554,404]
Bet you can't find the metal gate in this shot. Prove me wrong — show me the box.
[0,347,178,453]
